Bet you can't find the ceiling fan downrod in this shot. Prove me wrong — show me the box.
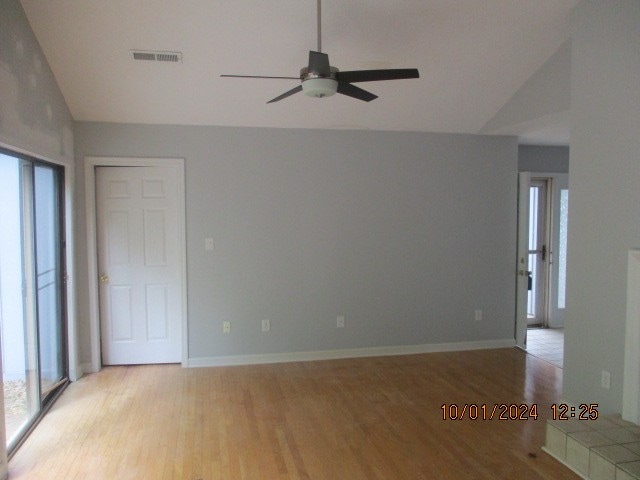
[317,0,322,53]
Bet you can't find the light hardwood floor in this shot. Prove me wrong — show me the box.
[8,348,579,479]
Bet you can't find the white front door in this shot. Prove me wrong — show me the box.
[527,179,548,327]
[515,172,530,348]
[96,166,182,364]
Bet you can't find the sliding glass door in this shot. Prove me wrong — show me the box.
[34,165,66,400]
[0,150,67,455]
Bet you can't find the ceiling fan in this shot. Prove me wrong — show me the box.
[221,0,420,103]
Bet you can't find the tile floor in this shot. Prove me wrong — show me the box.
[527,327,564,368]
[545,414,640,479]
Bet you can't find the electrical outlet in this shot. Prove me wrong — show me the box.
[337,316,345,328]
[601,370,611,390]
[475,309,483,321]
[261,319,270,332]
[223,321,230,333]
[205,237,214,251]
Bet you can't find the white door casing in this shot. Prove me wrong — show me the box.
[86,158,187,370]
[515,172,530,348]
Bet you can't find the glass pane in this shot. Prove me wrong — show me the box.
[527,253,537,318]
[527,186,540,319]
[0,155,40,446]
[528,186,539,251]
[34,166,64,398]
[557,189,569,309]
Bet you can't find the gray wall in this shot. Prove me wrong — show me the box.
[563,0,640,415]
[74,123,518,363]
[0,0,78,379]
[0,0,73,162]
[519,145,569,173]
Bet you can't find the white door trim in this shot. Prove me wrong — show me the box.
[85,157,188,372]
[515,172,530,348]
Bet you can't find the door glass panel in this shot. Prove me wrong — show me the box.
[527,186,540,319]
[34,166,65,398]
[557,189,569,309]
[0,155,40,446]
[527,181,547,325]
[0,151,67,452]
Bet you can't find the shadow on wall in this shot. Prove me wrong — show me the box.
[0,1,72,158]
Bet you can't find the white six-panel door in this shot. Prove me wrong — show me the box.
[96,166,182,364]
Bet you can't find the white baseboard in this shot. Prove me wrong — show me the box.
[187,338,516,368]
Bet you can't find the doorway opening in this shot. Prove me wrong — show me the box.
[516,173,568,367]
[84,157,188,372]
[0,149,68,455]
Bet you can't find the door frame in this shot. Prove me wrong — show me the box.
[85,157,188,372]
[527,178,550,327]
[515,171,569,347]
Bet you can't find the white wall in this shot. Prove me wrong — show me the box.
[563,0,640,415]
[74,123,518,365]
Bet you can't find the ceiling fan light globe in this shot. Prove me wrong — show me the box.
[302,78,338,98]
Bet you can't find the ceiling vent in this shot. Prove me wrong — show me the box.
[131,50,182,63]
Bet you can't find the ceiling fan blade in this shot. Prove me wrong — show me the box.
[336,69,419,83]
[308,51,331,76]
[221,74,300,80]
[267,85,303,103]
[337,82,378,102]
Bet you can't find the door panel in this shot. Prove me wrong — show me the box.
[143,209,168,265]
[527,180,548,326]
[96,166,182,365]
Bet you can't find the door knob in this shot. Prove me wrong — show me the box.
[99,274,109,283]
[518,270,532,277]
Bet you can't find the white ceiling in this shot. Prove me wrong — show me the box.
[20,0,577,143]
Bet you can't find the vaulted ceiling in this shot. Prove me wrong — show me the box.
[20,0,577,144]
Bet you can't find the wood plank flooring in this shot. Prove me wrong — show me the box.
[8,348,579,479]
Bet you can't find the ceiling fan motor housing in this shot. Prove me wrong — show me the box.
[300,66,339,98]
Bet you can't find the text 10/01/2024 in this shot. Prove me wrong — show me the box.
[441,403,599,421]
